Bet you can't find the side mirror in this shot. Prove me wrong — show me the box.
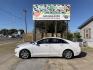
[32,42,35,45]
[32,42,37,45]
[33,42,40,46]
[36,43,40,46]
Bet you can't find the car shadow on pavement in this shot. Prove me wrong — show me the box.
[74,51,87,59]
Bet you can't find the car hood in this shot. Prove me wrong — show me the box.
[17,42,32,47]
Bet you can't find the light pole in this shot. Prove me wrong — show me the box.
[23,9,27,34]
[23,9,27,42]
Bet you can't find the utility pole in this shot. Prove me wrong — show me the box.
[23,9,27,34]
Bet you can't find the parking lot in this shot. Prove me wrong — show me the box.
[15,51,93,70]
[0,39,93,70]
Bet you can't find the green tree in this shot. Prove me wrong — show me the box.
[1,29,8,36]
[73,32,81,41]
[67,32,74,41]
[8,29,18,35]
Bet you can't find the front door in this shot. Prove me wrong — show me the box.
[32,39,50,57]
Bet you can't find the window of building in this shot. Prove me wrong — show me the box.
[86,29,89,39]
[84,29,85,38]
[89,28,91,39]
[86,34,88,39]
[84,28,91,39]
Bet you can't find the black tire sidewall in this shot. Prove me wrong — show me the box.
[63,50,73,59]
[19,49,31,59]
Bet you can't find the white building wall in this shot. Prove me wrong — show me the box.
[80,21,93,47]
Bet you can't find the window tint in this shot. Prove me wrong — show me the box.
[37,39,49,44]
[50,38,68,43]
[58,39,68,43]
[37,38,68,44]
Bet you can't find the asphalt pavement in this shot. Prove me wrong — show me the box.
[0,38,93,70]
[0,37,21,44]
[15,58,49,70]
[14,52,93,70]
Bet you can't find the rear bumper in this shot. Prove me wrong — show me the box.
[74,48,81,56]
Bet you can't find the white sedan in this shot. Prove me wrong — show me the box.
[15,37,81,59]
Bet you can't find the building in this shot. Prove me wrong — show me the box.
[33,20,69,41]
[33,4,70,41]
[78,16,93,47]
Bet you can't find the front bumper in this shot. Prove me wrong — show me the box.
[15,48,20,57]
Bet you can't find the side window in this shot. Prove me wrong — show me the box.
[49,38,60,43]
[37,39,49,44]
[50,38,68,44]
[58,39,68,43]
[51,38,57,43]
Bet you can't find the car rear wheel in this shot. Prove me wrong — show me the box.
[63,50,73,59]
[19,49,31,59]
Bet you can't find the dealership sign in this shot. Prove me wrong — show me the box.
[33,4,70,20]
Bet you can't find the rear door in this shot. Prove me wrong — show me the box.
[49,38,69,56]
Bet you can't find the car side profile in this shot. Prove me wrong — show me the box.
[15,37,81,59]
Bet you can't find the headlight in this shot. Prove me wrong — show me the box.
[16,46,19,48]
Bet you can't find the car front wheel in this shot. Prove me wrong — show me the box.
[19,49,31,59]
[63,50,73,59]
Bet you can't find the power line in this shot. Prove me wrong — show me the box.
[0,8,23,20]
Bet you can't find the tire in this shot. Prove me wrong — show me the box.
[63,50,73,59]
[19,49,31,59]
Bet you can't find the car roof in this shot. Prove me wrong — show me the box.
[36,37,62,42]
[42,37,62,39]
[35,37,73,44]
[42,37,69,41]
[42,37,73,42]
